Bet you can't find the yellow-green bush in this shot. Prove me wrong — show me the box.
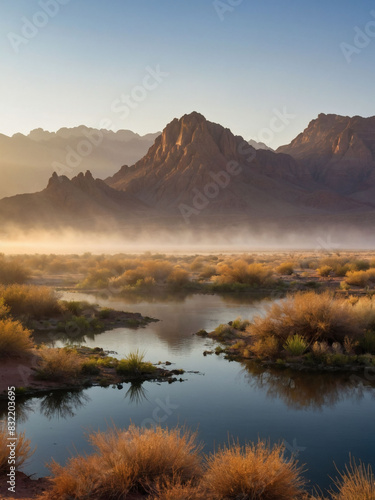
[0,318,34,357]
[0,284,61,318]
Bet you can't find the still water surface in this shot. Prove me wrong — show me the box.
[2,292,374,491]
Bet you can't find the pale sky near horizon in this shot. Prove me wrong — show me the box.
[0,0,374,148]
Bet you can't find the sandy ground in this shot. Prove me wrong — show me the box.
[0,355,64,396]
[0,473,50,499]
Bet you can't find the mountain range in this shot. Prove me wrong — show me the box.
[1,112,375,238]
[0,127,159,199]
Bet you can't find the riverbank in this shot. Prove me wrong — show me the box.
[0,347,184,399]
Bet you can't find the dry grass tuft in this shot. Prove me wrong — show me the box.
[150,478,207,500]
[44,424,202,499]
[0,423,35,474]
[330,457,375,500]
[0,318,34,358]
[203,439,306,500]
[36,346,84,381]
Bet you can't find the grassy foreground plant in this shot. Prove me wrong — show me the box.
[43,425,202,499]
[330,457,375,500]
[203,439,306,500]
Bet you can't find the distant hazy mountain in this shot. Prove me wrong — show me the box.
[248,139,273,151]
[1,112,374,235]
[0,170,148,230]
[0,126,159,198]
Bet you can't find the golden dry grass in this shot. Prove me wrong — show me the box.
[36,346,84,381]
[44,425,203,499]
[214,260,274,286]
[0,284,61,319]
[330,458,375,500]
[0,318,34,357]
[248,291,362,347]
[0,423,35,474]
[203,439,306,500]
[151,478,207,500]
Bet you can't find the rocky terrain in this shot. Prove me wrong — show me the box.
[1,112,375,236]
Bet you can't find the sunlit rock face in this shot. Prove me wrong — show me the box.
[277,113,375,200]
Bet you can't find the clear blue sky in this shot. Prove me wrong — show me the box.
[0,0,374,147]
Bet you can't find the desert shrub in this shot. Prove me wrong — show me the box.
[63,300,91,316]
[250,335,279,359]
[326,353,350,366]
[360,331,375,354]
[352,297,375,331]
[0,258,30,285]
[330,457,375,500]
[283,335,308,356]
[167,268,190,287]
[0,424,35,474]
[203,440,305,500]
[44,425,202,499]
[343,336,358,355]
[331,342,343,354]
[82,359,101,375]
[36,347,83,381]
[190,257,204,272]
[231,317,250,331]
[349,259,370,271]
[367,268,375,282]
[78,267,114,289]
[0,298,10,319]
[116,350,156,375]
[0,318,34,357]
[213,324,235,340]
[317,265,333,277]
[345,270,369,287]
[276,262,294,275]
[0,284,61,318]
[215,260,274,287]
[312,340,329,357]
[248,291,361,346]
[334,264,350,277]
[199,265,217,279]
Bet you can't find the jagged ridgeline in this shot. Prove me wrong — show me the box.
[1,112,375,234]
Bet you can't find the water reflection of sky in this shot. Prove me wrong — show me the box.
[2,292,374,493]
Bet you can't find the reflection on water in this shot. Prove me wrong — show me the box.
[243,362,375,410]
[39,390,91,420]
[0,390,90,423]
[2,364,372,426]
[125,381,149,405]
[5,291,374,489]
